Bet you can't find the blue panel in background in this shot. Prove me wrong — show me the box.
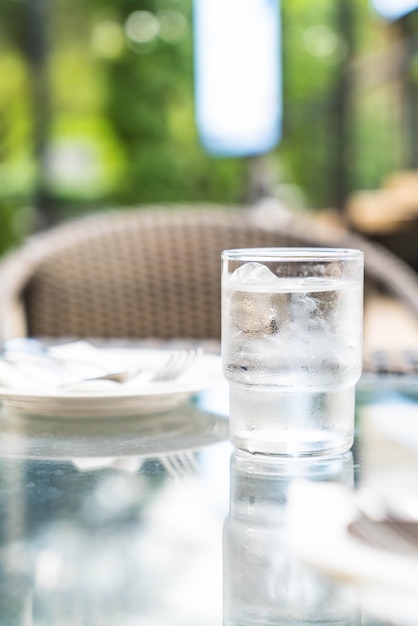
[193,0,282,157]
[371,0,418,20]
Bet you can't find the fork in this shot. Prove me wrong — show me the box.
[62,348,202,387]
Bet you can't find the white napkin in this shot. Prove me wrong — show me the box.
[0,341,129,393]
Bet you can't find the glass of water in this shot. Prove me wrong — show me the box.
[221,248,364,456]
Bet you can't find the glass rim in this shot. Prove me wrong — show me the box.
[221,247,363,262]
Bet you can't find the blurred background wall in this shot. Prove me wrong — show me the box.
[0,0,417,260]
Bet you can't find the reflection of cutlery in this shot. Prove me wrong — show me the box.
[61,348,202,387]
[349,489,418,555]
[348,514,418,556]
[160,451,199,479]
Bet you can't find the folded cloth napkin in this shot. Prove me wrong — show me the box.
[287,482,418,626]
[0,341,210,396]
[0,341,153,393]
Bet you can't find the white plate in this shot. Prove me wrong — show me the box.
[0,347,225,417]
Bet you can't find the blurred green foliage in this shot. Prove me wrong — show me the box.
[0,0,417,253]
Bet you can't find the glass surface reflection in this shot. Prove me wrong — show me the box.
[223,450,360,626]
[0,405,228,626]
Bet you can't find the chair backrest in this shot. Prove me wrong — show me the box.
[1,203,418,341]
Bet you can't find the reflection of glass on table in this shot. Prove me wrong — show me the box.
[223,449,359,626]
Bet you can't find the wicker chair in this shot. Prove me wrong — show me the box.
[1,203,418,373]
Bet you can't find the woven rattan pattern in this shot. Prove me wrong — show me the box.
[23,208,285,338]
[3,204,418,342]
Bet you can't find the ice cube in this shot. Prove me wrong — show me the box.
[227,263,279,335]
[229,262,279,287]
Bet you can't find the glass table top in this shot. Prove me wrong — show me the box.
[0,376,417,626]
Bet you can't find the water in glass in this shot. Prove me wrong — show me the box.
[222,251,363,456]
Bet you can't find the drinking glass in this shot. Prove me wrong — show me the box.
[221,248,364,456]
